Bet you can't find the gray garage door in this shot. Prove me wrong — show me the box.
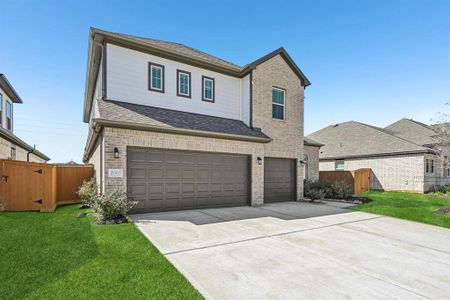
[264,158,296,203]
[127,148,249,213]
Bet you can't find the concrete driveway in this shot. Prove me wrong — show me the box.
[132,202,450,300]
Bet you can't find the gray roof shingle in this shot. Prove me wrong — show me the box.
[96,29,242,71]
[384,118,437,146]
[307,121,434,160]
[97,99,270,140]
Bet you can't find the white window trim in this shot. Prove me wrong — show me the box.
[272,87,286,120]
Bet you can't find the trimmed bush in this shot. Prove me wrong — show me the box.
[93,190,137,222]
[304,188,326,201]
[331,181,353,199]
[77,177,97,208]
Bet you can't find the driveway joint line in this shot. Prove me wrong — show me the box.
[197,210,228,222]
[164,215,383,256]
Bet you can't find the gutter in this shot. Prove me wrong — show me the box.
[319,149,440,161]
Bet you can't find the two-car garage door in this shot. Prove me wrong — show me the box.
[127,148,249,213]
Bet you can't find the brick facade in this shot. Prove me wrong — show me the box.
[303,145,320,182]
[251,54,305,199]
[89,54,306,206]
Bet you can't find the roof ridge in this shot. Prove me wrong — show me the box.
[355,121,429,149]
[94,28,242,69]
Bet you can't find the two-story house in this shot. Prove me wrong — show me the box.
[0,74,49,163]
[82,28,310,213]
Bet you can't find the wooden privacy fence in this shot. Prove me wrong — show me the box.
[0,160,94,212]
[319,168,371,194]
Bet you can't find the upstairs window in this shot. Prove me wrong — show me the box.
[149,62,164,92]
[335,160,345,170]
[6,101,12,131]
[272,87,285,120]
[202,76,214,102]
[426,159,434,174]
[177,70,191,98]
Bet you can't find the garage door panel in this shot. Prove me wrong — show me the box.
[128,148,248,212]
[129,167,146,179]
[264,158,296,203]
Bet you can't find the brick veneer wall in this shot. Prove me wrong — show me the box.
[251,54,305,199]
[319,154,426,192]
[102,127,266,205]
[304,145,320,182]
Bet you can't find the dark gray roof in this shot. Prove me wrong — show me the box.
[97,99,271,141]
[307,121,435,160]
[384,118,436,146]
[0,74,23,103]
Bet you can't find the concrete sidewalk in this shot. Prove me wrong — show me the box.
[133,202,450,300]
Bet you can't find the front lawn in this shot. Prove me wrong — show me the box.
[352,191,450,229]
[0,205,202,299]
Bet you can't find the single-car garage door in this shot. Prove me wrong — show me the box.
[127,148,249,213]
[264,158,296,203]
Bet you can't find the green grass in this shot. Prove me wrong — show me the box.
[0,205,202,300]
[352,191,450,229]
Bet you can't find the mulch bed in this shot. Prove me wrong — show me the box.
[305,196,371,205]
[94,216,131,225]
[435,208,450,216]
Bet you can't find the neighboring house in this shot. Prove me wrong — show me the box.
[82,28,310,213]
[303,137,323,182]
[308,119,450,193]
[0,74,49,163]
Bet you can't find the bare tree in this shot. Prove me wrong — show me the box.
[432,103,450,147]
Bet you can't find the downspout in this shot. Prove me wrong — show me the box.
[27,144,35,162]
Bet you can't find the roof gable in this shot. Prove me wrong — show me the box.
[385,118,436,146]
[0,74,23,103]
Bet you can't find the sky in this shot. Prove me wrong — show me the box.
[1,0,449,163]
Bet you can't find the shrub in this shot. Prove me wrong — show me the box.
[93,190,137,222]
[77,177,98,208]
[304,180,333,198]
[330,181,353,199]
[445,185,450,194]
[433,184,447,194]
[304,188,326,201]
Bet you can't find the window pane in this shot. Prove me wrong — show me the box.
[335,160,345,170]
[272,89,284,104]
[204,79,213,100]
[151,66,161,89]
[272,104,284,119]
[6,102,11,118]
[179,73,189,95]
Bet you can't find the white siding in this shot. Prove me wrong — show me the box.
[319,154,426,192]
[106,43,245,121]
[240,74,250,126]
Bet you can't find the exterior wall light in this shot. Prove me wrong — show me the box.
[114,147,120,159]
[257,157,263,165]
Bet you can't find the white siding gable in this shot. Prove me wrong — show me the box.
[106,43,249,122]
